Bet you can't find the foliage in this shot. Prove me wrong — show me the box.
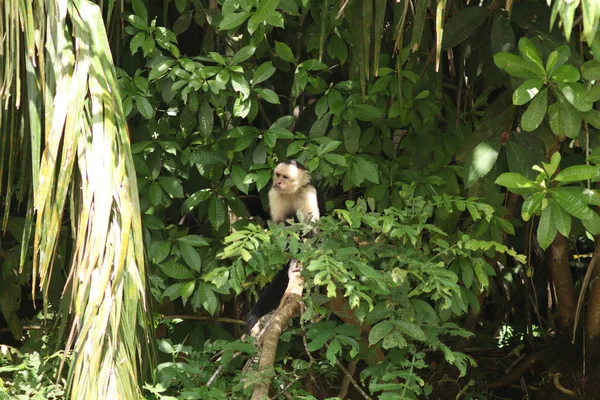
[0,345,65,399]
[4,0,600,397]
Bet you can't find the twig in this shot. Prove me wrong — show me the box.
[336,359,372,400]
[338,359,359,399]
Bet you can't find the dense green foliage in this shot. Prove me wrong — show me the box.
[4,0,600,398]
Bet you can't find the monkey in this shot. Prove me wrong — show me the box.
[246,160,325,335]
[268,160,321,224]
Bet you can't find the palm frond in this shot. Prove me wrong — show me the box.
[1,0,155,398]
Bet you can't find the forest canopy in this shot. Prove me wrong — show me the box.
[2,0,600,399]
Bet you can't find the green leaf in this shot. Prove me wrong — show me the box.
[209,195,227,229]
[178,242,202,272]
[545,45,570,75]
[543,152,561,178]
[552,187,596,220]
[343,121,360,154]
[132,0,148,22]
[464,139,501,188]
[198,283,219,315]
[159,261,194,279]
[441,7,489,49]
[255,88,280,104]
[521,192,545,221]
[512,79,543,105]
[585,109,600,130]
[548,100,580,139]
[231,165,249,194]
[349,104,382,121]
[559,82,592,112]
[176,234,210,247]
[537,205,557,250]
[231,73,251,100]
[517,37,545,76]
[582,60,600,80]
[582,212,600,235]
[554,165,600,183]
[521,88,547,132]
[248,0,280,33]
[219,11,250,30]
[229,46,255,67]
[551,199,571,237]
[130,32,146,55]
[354,157,379,184]
[275,41,295,63]
[158,177,185,198]
[149,183,163,207]
[490,15,515,54]
[493,53,542,78]
[291,69,308,97]
[495,172,538,194]
[173,11,193,35]
[253,61,276,85]
[585,84,600,103]
[551,65,580,83]
[135,95,154,119]
[369,321,394,345]
[310,113,330,138]
[198,97,214,135]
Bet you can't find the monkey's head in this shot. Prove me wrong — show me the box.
[272,160,310,195]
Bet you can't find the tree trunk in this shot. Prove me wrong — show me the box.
[585,236,600,370]
[547,234,576,331]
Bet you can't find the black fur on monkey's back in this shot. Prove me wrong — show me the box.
[245,159,326,335]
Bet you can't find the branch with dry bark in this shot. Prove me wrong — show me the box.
[251,260,304,400]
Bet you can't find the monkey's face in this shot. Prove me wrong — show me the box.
[272,164,301,195]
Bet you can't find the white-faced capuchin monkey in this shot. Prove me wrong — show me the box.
[246,160,325,335]
[268,160,321,224]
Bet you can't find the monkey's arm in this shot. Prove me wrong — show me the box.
[302,185,320,222]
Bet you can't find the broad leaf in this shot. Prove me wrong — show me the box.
[521,88,547,131]
[552,187,597,220]
[554,165,600,183]
[441,7,489,49]
[550,199,571,236]
[521,192,545,221]
[537,205,557,250]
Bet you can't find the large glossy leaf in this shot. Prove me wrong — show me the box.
[551,187,597,220]
[512,79,543,105]
[464,139,501,188]
[495,172,538,194]
[537,204,557,250]
[493,53,543,78]
[550,198,571,236]
[521,192,545,221]
[554,165,600,182]
[441,7,489,49]
[521,87,547,131]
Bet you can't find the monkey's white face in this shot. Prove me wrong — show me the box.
[272,163,305,195]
